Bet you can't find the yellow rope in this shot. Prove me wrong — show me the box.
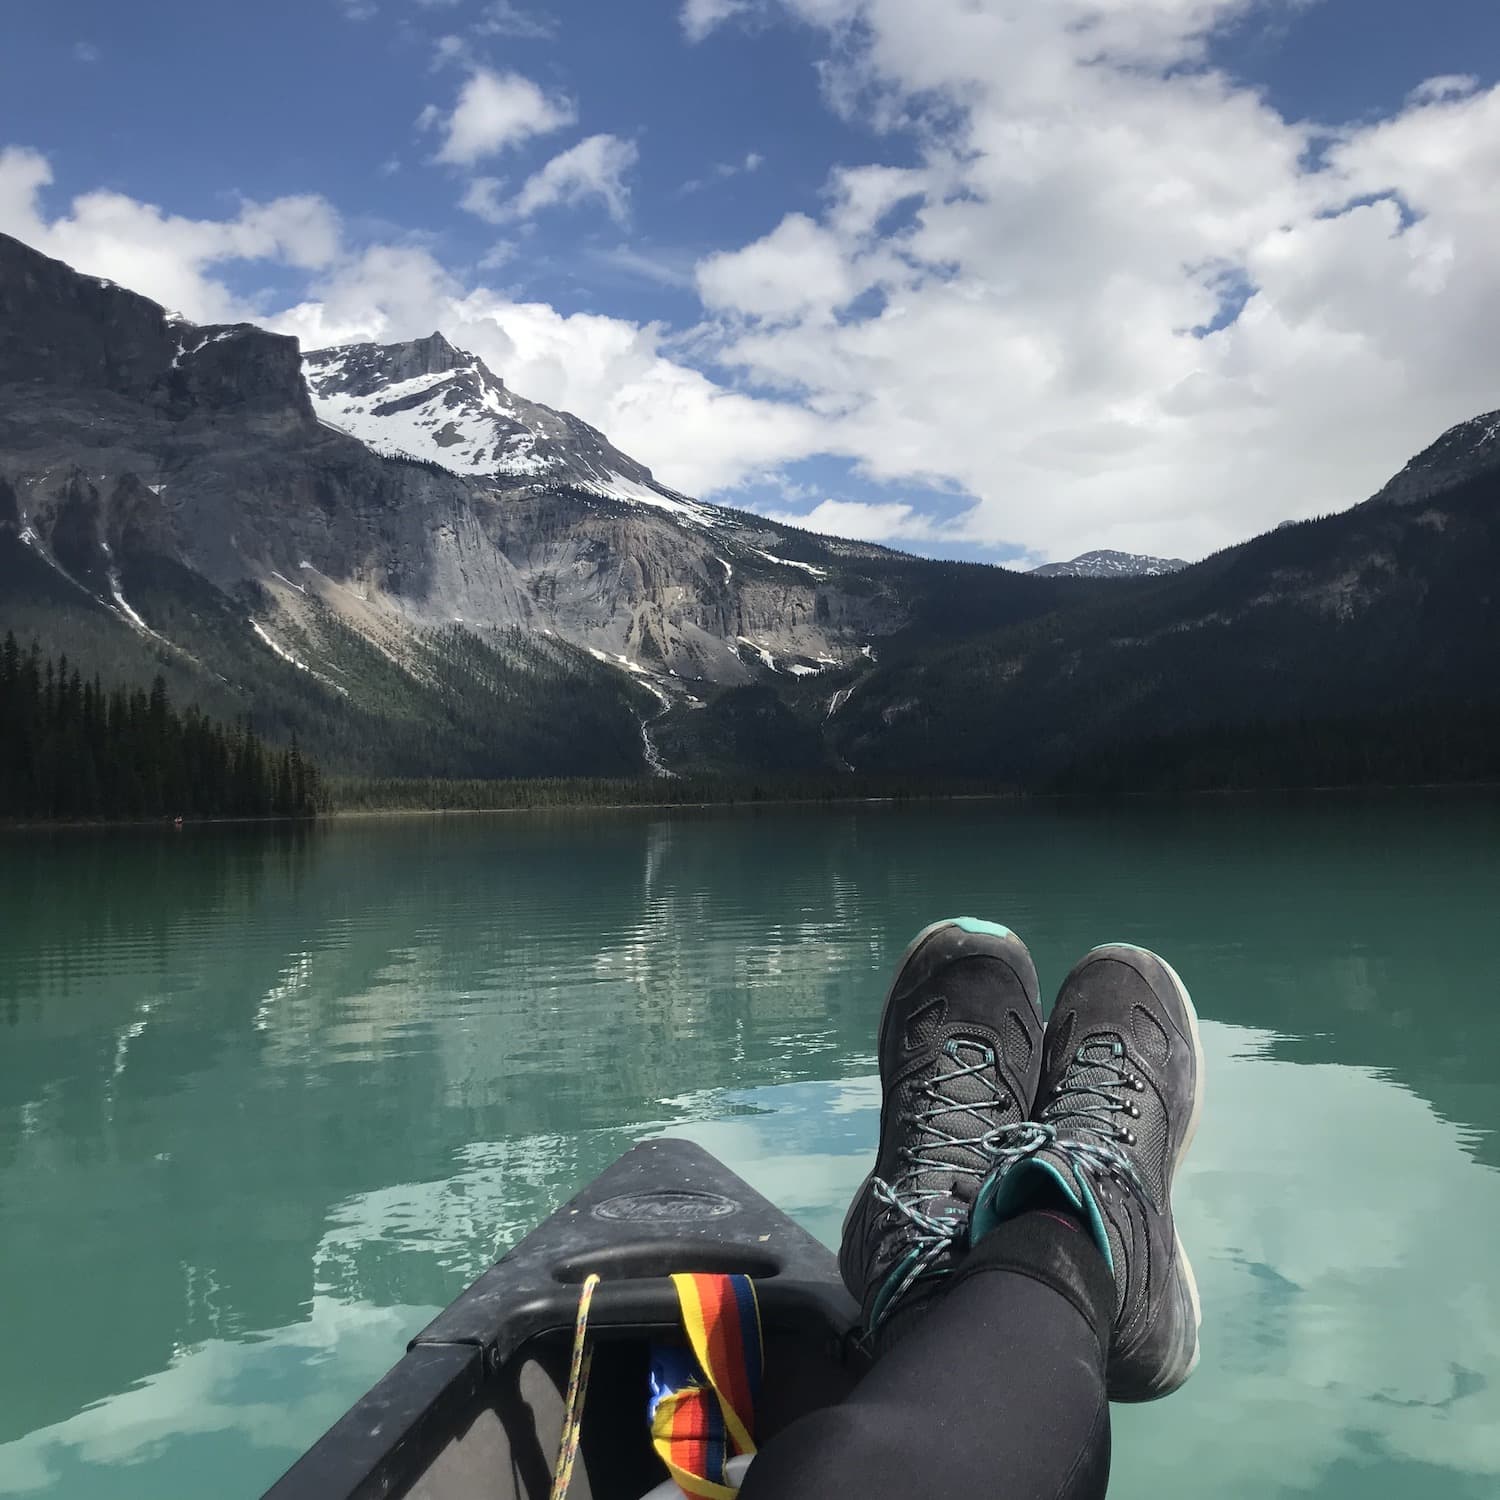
[549,1273,600,1500]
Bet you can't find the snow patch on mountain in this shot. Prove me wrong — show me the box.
[302,333,715,529]
[303,354,547,477]
[582,471,718,525]
[752,549,828,578]
[1030,549,1187,579]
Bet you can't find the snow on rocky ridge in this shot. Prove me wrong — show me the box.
[1030,549,1188,579]
[302,331,718,523]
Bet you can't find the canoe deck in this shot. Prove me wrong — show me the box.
[264,1139,861,1500]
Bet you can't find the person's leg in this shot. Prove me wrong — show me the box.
[741,1207,1115,1500]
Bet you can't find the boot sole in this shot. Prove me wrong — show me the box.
[1160,951,1206,1380]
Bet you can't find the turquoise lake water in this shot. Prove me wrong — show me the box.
[2,796,1498,1497]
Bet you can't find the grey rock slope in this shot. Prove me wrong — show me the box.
[1030,549,1187,579]
[0,230,1062,776]
[1364,408,1500,509]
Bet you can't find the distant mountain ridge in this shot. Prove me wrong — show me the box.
[2,226,1497,790]
[1365,407,1500,509]
[832,408,1500,781]
[1030,549,1187,579]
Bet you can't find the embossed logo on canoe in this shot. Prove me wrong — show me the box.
[592,1190,740,1222]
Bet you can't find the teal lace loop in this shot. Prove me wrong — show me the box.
[865,1038,1011,1332]
[984,1037,1151,1208]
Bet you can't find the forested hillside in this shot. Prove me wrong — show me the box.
[0,635,323,821]
[828,458,1500,783]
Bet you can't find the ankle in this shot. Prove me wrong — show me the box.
[955,1209,1117,1352]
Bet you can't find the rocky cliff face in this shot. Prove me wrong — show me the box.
[0,230,1038,775]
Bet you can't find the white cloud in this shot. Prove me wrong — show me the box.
[73,41,101,64]
[697,213,858,324]
[501,134,639,225]
[680,0,752,44]
[1407,74,1479,105]
[336,0,378,18]
[459,176,509,224]
[427,68,574,166]
[676,0,1500,558]
[0,147,341,323]
[766,498,937,543]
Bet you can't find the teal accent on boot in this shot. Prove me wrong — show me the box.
[953,917,1014,938]
[866,1246,923,1329]
[971,1157,1114,1273]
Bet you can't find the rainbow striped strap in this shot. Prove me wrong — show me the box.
[649,1273,764,1500]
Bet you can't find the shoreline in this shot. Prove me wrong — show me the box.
[4,777,1500,834]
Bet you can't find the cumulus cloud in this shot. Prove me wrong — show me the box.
[0,146,340,323]
[425,68,574,166]
[697,213,858,324]
[680,1,1500,558]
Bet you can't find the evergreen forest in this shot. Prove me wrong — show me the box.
[1,633,324,822]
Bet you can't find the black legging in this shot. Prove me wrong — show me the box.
[741,1213,1116,1499]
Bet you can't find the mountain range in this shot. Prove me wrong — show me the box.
[2,228,1496,789]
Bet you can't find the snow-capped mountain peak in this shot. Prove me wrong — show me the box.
[1029,549,1188,579]
[302,333,715,521]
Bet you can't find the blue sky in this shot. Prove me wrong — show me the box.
[3,0,1499,563]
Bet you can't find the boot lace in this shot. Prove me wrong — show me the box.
[866,1038,1011,1331]
[986,1036,1149,1201]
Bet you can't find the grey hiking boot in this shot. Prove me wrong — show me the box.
[970,943,1205,1401]
[839,919,1044,1340]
